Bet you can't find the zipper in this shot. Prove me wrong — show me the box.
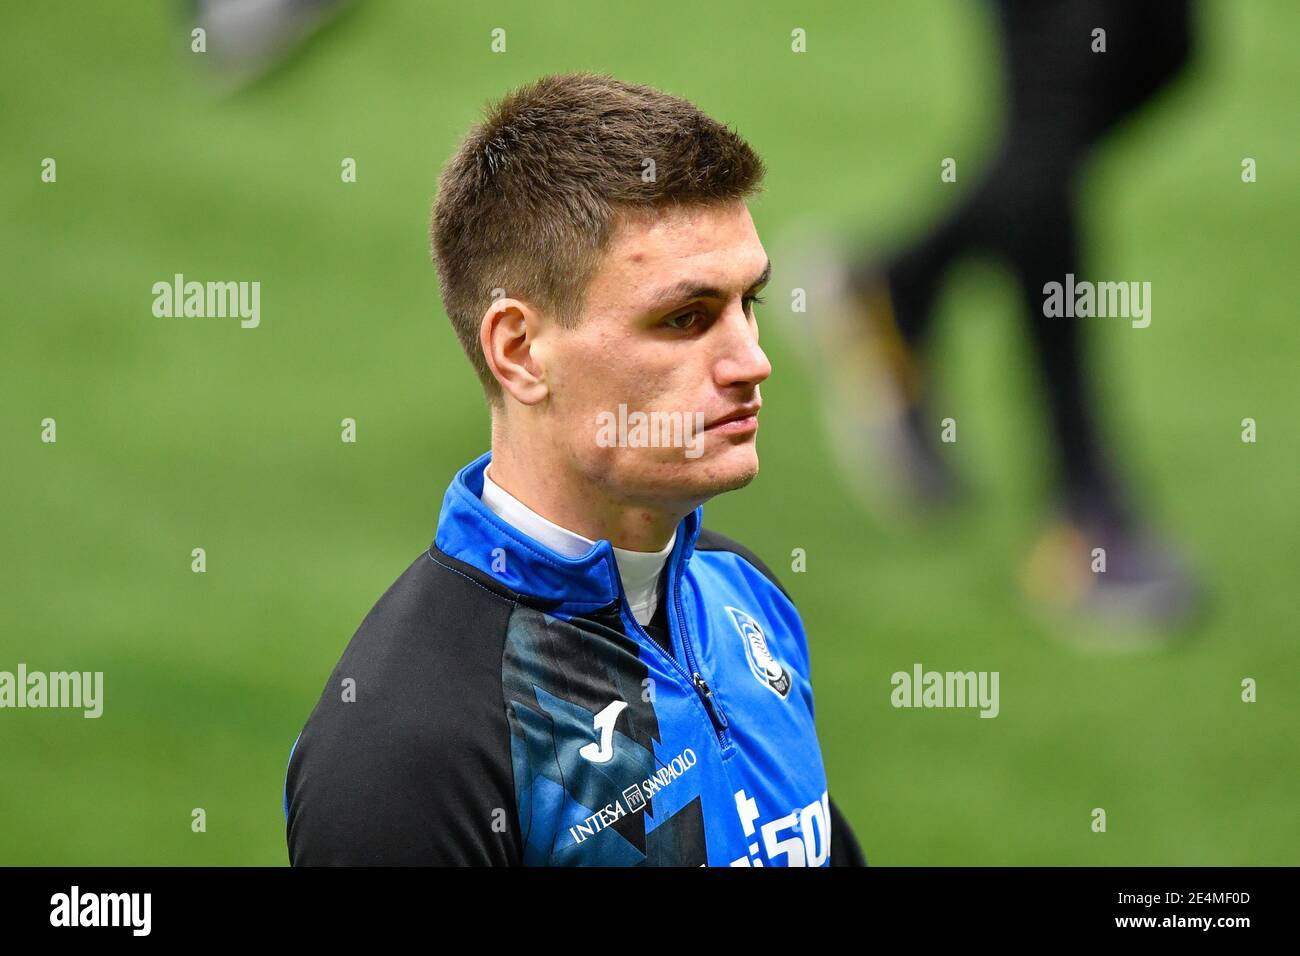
[670,559,733,750]
[616,551,733,751]
[692,673,729,736]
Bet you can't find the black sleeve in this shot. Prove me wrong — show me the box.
[696,528,868,867]
[829,797,867,866]
[285,553,523,866]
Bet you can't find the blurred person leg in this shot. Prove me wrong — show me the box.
[809,0,1199,631]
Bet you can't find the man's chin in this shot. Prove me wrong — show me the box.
[594,443,759,508]
[677,443,760,498]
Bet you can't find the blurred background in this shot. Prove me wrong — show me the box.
[1,0,1296,865]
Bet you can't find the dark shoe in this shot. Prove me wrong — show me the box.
[1021,505,1204,648]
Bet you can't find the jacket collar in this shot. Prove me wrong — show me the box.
[432,451,703,617]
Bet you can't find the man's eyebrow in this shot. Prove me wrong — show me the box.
[643,259,772,312]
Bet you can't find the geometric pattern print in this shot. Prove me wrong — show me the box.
[503,605,707,866]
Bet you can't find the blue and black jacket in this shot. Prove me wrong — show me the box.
[285,451,864,866]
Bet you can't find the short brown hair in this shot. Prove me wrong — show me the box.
[430,72,766,402]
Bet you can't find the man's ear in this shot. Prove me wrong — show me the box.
[480,297,549,406]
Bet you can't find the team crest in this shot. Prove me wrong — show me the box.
[725,606,791,700]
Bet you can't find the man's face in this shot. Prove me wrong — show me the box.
[534,200,772,509]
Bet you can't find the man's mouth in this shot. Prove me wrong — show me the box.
[704,403,762,434]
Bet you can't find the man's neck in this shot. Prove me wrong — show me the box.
[480,461,678,627]
[487,442,685,552]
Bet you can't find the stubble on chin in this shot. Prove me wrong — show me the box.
[586,447,758,511]
[661,447,761,502]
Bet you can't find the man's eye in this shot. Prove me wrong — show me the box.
[744,293,766,314]
[666,310,703,331]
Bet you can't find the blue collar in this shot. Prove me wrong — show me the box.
[432,451,703,616]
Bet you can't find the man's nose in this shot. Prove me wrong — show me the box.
[714,307,772,388]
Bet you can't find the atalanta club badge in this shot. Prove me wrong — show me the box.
[726,606,791,700]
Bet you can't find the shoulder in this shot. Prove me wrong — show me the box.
[285,549,521,865]
[693,527,793,603]
[323,549,518,706]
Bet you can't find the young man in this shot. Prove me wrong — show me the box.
[285,72,864,866]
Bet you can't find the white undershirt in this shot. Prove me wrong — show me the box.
[480,465,675,626]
